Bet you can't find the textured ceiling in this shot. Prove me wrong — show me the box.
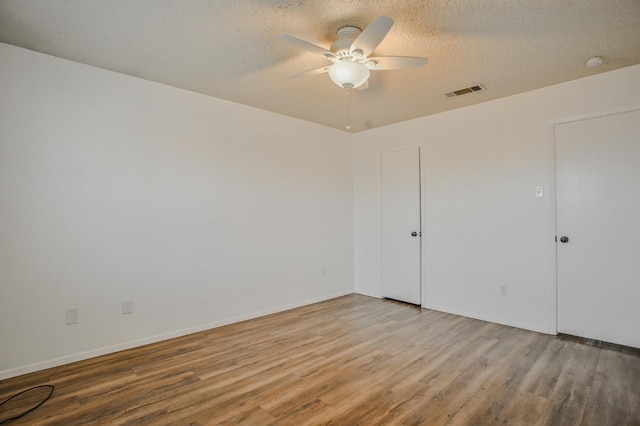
[1,0,639,132]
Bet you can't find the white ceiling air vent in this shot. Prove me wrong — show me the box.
[445,84,486,98]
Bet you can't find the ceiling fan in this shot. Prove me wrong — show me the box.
[280,16,427,90]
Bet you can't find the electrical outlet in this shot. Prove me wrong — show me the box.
[65,308,79,325]
[499,285,508,296]
[122,300,133,315]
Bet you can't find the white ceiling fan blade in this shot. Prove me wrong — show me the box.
[366,56,427,70]
[279,34,336,60]
[350,16,394,58]
[289,66,330,79]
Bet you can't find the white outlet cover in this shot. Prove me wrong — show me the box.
[65,308,79,325]
[122,300,134,315]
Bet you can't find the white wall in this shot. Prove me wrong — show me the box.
[2,40,639,380]
[354,64,640,334]
[0,43,354,379]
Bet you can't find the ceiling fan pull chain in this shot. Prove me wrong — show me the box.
[346,88,352,130]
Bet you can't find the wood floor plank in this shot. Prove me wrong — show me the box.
[1,294,638,425]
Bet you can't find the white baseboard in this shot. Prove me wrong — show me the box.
[353,289,382,299]
[422,303,557,336]
[0,290,353,380]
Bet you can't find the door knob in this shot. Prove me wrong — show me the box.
[560,236,569,243]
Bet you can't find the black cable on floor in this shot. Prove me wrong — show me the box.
[0,385,54,424]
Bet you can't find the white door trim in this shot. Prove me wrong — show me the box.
[550,102,640,125]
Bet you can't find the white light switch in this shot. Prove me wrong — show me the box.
[535,186,544,198]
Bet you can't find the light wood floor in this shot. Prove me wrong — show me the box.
[1,294,639,425]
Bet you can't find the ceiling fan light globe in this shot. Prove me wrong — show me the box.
[328,61,370,89]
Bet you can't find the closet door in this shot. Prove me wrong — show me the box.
[556,109,640,348]
[381,147,421,305]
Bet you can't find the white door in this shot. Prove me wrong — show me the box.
[556,109,640,348]
[381,147,421,305]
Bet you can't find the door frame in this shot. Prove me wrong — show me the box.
[551,102,640,335]
[379,145,424,306]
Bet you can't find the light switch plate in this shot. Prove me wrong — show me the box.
[536,186,544,198]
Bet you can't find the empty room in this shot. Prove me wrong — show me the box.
[1,1,639,424]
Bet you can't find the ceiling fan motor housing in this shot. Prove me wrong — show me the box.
[330,26,362,58]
